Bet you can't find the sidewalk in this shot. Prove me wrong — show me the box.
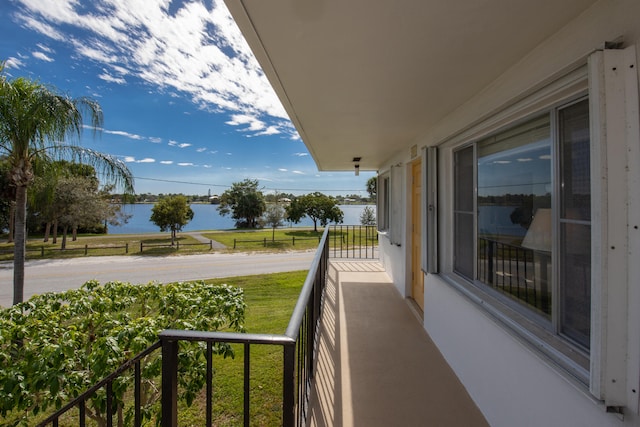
[186,232,226,249]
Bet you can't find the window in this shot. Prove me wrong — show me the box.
[454,98,591,352]
[377,174,390,232]
[377,165,404,245]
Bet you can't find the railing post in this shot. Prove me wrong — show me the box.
[487,240,494,285]
[283,343,296,427]
[244,343,251,427]
[161,338,179,427]
[140,242,143,252]
[126,243,129,254]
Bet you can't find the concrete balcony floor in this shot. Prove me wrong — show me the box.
[308,260,489,427]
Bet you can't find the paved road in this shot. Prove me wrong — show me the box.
[0,251,315,307]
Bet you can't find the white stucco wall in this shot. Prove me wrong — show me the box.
[377,0,640,425]
[423,274,638,427]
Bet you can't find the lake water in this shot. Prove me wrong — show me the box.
[108,204,375,234]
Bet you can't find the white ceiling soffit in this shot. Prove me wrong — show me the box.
[225,0,597,171]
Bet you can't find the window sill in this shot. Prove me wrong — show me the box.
[441,272,590,387]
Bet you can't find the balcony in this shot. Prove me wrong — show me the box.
[38,226,487,426]
[309,259,488,426]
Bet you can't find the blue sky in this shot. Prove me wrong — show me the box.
[0,0,374,196]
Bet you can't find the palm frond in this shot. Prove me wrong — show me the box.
[52,145,135,194]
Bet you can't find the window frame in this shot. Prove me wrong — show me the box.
[441,65,593,386]
[376,172,390,233]
[438,48,640,411]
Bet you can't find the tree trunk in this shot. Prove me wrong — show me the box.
[171,228,176,246]
[13,185,27,305]
[61,225,68,250]
[44,222,51,242]
[72,225,77,241]
[52,219,58,244]
[7,202,15,243]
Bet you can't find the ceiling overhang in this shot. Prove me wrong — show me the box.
[224,0,598,171]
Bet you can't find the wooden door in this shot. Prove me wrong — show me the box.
[411,160,424,311]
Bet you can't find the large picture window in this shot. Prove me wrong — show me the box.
[454,98,591,352]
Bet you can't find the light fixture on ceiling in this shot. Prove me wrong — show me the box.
[353,157,361,176]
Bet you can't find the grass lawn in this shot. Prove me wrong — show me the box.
[179,271,308,426]
[0,225,377,261]
[204,227,324,251]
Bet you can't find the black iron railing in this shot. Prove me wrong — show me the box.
[36,341,162,427]
[37,226,330,427]
[477,237,550,315]
[329,224,378,259]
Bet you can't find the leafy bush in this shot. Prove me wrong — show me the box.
[0,280,245,426]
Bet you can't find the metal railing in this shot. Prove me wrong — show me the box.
[36,341,162,427]
[477,237,550,314]
[329,224,378,259]
[37,226,330,427]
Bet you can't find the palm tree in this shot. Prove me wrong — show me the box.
[0,63,134,305]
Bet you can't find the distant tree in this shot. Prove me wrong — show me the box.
[263,204,286,241]
[29,160,100,242]
[360,206,376,226]
[217,179,266,228]
[52,176,108,248]
[366,176,377,200]
[286,192,344,232]
[99,185,132,233]
[150,195,194,245]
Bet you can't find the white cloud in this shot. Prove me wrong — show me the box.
[123,156,155,163]
[292,170,304,175]
[104,129,144,140]
[167,140,190,148]
[149,137,162,143]
[13,0,295,136]
[196,148,207,152]
[255,125,280,136]
[160,160,173,164]
[32,51,53,62]
[35,43,52,53]
[98,72,126,84]
[293,152,309,157]
[5,57,25,69]
[178,162,194,166]
[278,168,288,172]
